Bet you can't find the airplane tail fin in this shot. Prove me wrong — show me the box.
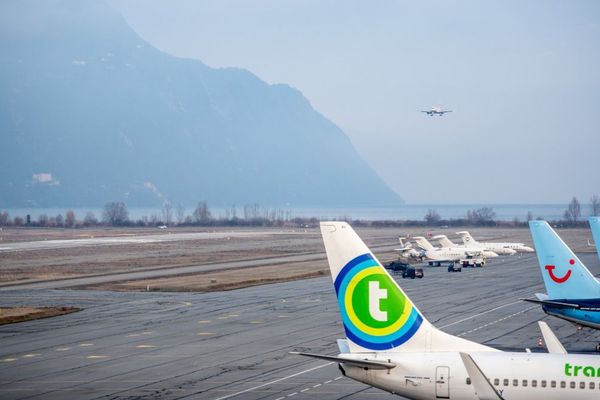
[456,231,477,245]
[320,222,495,353]
[589,217,600,261]
[431,235,455,248]
[413,236,435,251]
[529,221,600,300]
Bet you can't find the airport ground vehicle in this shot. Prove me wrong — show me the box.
[448,262,462,272]
[460,257,485,268]
[402,267,424,279]
[384,260,410,272]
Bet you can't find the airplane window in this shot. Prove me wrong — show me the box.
[532,380,537,387]
[466,378,471,385]
[570,381,576,389]
[580,382,585,389]
[513,379,518,387]
[494,379,499,386]
[522,380,527,387]
[551,381,556,388]
[541,380,547,388]
[560,381,566,388]
[590,382,595,389]
[503,379,509,386]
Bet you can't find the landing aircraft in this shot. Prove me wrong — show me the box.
[413,235,497,265]
[293,222,600,399]
[589,217,600,260]
[421,107,452,116]
[524,221,600,340]
[456,231,534,254]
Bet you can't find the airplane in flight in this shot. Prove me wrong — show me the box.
[420,107,452,116]
[524,221,600,349]
[456,231,534,254]
[589,216,600,260]
[412,235,498,265]
[293,222,600,399]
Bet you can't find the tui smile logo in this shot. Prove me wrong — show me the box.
[545,259,574,284]
[334,254,422,350]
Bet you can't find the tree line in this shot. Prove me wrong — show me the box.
[0,195,598,228]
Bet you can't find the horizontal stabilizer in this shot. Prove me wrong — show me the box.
[459,353,505,400]
[537,321,567,354]
[290,352,396,370]
[521,298,580,309]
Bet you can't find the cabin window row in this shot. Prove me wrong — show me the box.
[466,377,598,390]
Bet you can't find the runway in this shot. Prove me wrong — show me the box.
[1,253,599,400]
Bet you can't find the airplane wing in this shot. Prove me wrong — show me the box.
[290,352,396,370]
[459,353,505,400]
[521,298,581,309]
[441,110,452,113]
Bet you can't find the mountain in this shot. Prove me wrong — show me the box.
[0,0,402,208]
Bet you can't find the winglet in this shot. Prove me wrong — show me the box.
[459,352,505,400]
[537,321,567,354]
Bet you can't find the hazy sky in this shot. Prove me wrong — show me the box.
[111,0,600,204]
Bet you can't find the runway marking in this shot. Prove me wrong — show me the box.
[278,315,289,318]
[334,376,343,380]
[212,362,333,400]
[135,345,156,348]
[55,347,70,351]
[198,320,211,324]
[1,358,17,362]
[22,353,40,358]
[87,355,108,359]
[324,380,332,384]
[197,332,214,336]
[217,316,229,320]
[141,331,153,335]
[127,334,140,337]
[78,343,94,347]
[440,300,523,329]
[287,392,297,397]
[312,383,321,388]
[227,314,239,317]
[279,374,345,398]
[457,305,538,337]
[249,320,263,324]
[300,388,310,392]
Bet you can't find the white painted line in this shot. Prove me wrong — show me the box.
[324,380,332,384]
[287,392,297,397]
[312,383,322,388]
[334,376,343,380]
[440,300,522,328]
[212,362,333,400]
[300,388,310,392]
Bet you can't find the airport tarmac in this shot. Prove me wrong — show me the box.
[1,253,599,400]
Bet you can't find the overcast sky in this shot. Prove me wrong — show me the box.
[111,0,600,204]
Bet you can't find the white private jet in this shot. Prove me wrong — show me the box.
[293,222,600,400]
[421,107,452,116]
[413,235,497,265]
[395,237,424,261]
[457,231,534,254]
[433,234,517,256]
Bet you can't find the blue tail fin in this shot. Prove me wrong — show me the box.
[529,221,600,300]
[589,217,600,261]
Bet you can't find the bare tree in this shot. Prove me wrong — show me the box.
[176,204,185,224]
[590,194,600,216]
[13,216,24,226]
[83,212,98,226]
[161,202,173,225]
[38,214,49,227]
[0,211,9,226]
[102,202,129,226]
[466,208,496,225]
[525,211,534,221]
[193,201,211,224]
[563,196,581,223]
[65,210,76,227]
[55,214,64,227]
[424,209,441,225]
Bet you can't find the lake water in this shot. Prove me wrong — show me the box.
[0,204,586,222]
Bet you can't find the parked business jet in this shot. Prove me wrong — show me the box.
[421,107,452,116]
[413,236,497,265]
[432,234,515,255]
[589,217,600,261]
[293,222,600,399]
[524,221,600,341]
[396,237,424,261]
[457,231,533,254]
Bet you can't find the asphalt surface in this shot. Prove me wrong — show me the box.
[1,253,600,400]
